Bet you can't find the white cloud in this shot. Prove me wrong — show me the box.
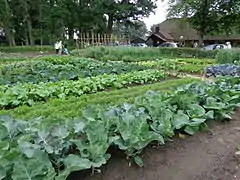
[143,0,169,30]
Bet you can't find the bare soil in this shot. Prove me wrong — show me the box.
[69,109,240,180]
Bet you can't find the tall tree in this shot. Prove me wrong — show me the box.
[167,0,240,47]
[0,0,15,46]
[0,0,157,45]
[100,0,157,33]
[113,21,148,40]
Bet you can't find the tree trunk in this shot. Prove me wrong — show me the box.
[23,0,34,45]
[39,0,43,46]
[199,33,204,48]
[4,0,15,46]
[26,19,34,45]
[107,15,114,34]
[25,31,29,45]
[11,34,15,46]
[5,29,13,46]
[40,26,43,46]
[68,26,74,39]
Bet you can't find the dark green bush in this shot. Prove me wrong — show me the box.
[215,48,240,65]
[0,45,53,53]
[71,46,217,61]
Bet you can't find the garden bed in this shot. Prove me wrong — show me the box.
[79,109,240,180]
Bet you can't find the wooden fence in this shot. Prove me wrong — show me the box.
[76,33,130,48]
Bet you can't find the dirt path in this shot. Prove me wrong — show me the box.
[70,109,240,180]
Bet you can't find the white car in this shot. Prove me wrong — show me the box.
[159,42,178,48]
[202,44,228,50]
[132,43,148,47]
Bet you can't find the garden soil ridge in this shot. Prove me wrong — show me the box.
[70,109,240,180]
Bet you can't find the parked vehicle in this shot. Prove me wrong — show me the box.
[132,43,148,47]
[202,44,228,50]
[158,42,178,48]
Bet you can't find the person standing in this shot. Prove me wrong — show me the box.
[58,41,63,54]
[193,41,199,48]
[54,41,63,54]
[54,41,60,54]
[226,42,232,49]
[54,41,61,54]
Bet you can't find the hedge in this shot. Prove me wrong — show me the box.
[215,48,240,65]
[0,45,53,53]
[71,46,218,61]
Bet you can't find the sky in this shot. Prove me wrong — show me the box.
[143,0,169,30]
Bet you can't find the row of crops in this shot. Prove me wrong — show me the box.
[0,57,148,85]
[0,69,166,109]
[0,56,217,110]
[0,51,239,180]
[133,58,214,73]
[0,56,214,86]
[0,76,239,180]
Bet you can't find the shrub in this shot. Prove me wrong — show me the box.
[215,48,240,65]
[71,46,217,61]
[0,45,53,53]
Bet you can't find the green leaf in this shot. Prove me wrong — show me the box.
[134,156,144,167]
[57,155,91,180]
[73,122,85,133]
[0,141,9,151]
[0,124,8,140]
[187,104,205,118]
[91,155,110,168]
[12,151,56,180]
[51,126,69,139]
[184,118,206,135]
[204,111,214,119]
[64,154,91,171]
[18,142,40,158]
[221,113,232,120]
[171,113,190,129]
[0,165,6,180]
[113,138,128,150]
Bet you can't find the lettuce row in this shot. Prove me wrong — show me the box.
[0,70,166,109]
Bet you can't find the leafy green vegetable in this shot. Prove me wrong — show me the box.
[0,76,239,180]
[0,70,166,109]
[113,104,164,156]
[184,118,207,135]
[0,57,148,85]
[12,151,56,180]
[172,112,190,130]
[187,104,206,118]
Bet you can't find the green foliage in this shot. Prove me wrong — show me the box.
[0,57,148,85]
[215,49,240,65]
[0,76,239,179]
[112,21,148,40]
[72,46,217,61]
[0,69,166,109]
[0,0,157,46]
[0,46,53,53]
[1,78,196,122]
[134,58,215,73]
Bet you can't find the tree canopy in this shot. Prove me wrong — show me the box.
[0,0,157,46]
[112,21,148,40]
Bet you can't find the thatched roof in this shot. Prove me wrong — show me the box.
[153,18,240,41]
[146,31,174,43]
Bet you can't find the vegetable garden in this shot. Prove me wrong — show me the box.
[0,47,239,180]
